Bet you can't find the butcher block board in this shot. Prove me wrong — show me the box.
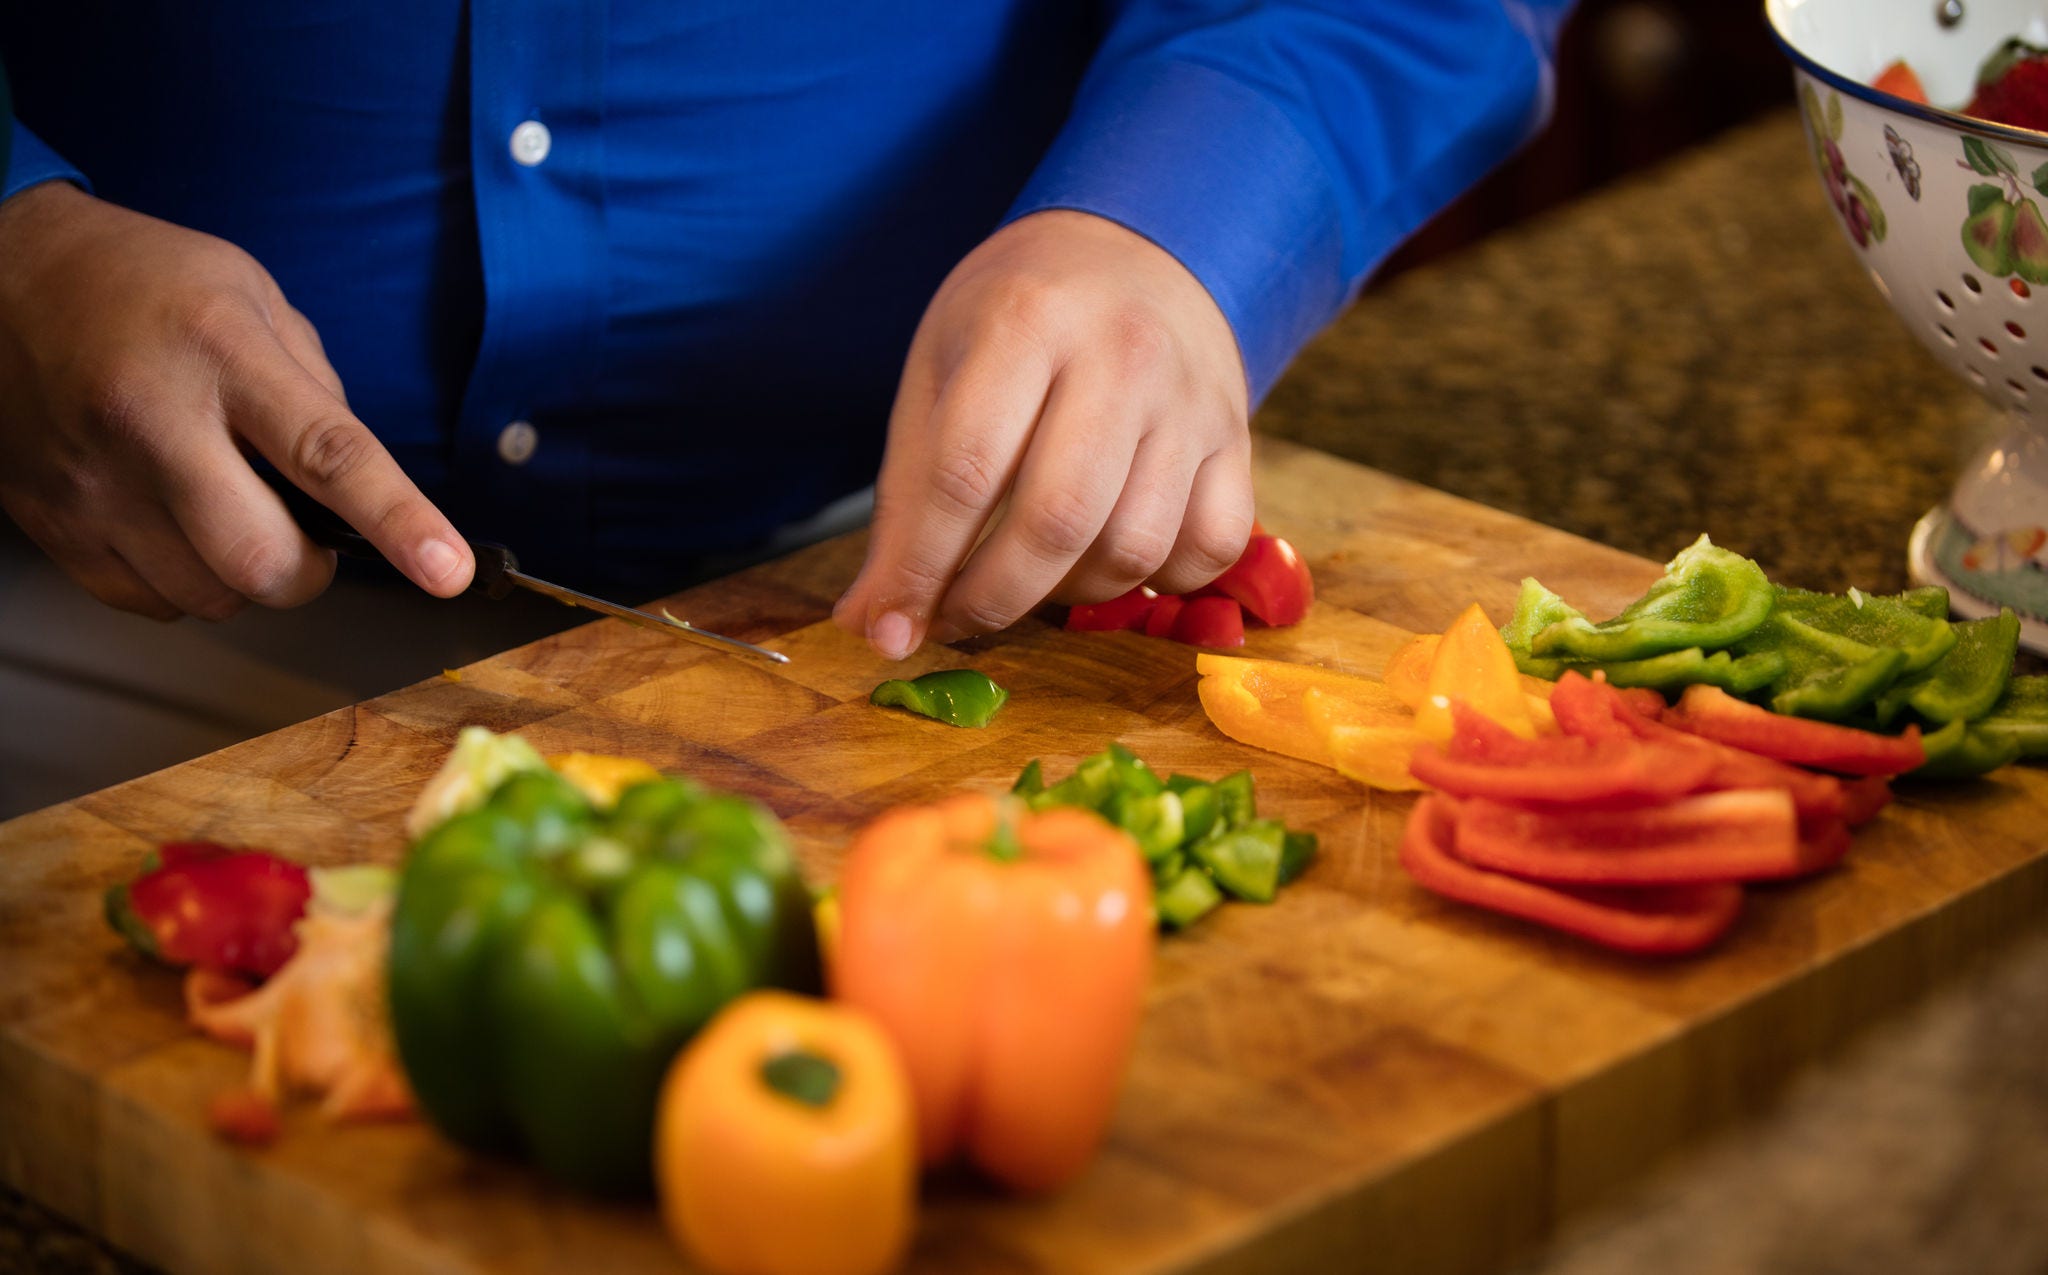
[4,437,2046,1275]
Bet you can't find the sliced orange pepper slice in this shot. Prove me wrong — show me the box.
[1415,603,1537,744]
[1195,654,1410,770]
[1383,633,1440,710]
[1301,688,1427,790]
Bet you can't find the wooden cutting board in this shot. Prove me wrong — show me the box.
[4,438,2045,1275]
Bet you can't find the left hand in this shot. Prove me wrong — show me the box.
[834,210,1253,659]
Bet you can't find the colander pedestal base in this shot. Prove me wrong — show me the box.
[1907,504,2048,654]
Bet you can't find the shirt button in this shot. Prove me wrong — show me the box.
[497,420,539,465]
[509,120,552,167]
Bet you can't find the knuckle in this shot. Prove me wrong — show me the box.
[1179,521,1253,582]
[290,417,373,489]
[927,445,1004,522]
[214,531,303,603]
[992,278,1063,338]
[943,592,1019,638]
[1102,307,1171,374]
[180,294,259,363]
[1014,486,1097,561]
[1097,525,1174,583]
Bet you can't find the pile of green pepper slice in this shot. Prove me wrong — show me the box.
[1011,744,1316,929]
[1503,535,2047,778]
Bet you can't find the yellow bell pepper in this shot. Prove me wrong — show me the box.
[655,992,916,1275]
[1194,654,1413,769]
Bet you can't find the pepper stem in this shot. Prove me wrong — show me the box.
[760,1049,842,1109]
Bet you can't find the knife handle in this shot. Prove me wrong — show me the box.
[260,472,519,600]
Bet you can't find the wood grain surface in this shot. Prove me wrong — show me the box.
[3,438,2044,1275]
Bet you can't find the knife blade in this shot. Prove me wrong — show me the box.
[262,476,791,664]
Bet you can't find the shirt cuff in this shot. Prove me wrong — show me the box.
[5,122,89,202]
[1004,58,1345,405]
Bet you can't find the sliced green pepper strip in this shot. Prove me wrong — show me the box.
[868,669,1009,728]
[1501,577,1583,679]
[1908,717,2025,779]
[1873,610,2021,726]
[1737,613,1909,720]
[1895,586,1952,620]
[1771,586,1957,674]
[1155,865,1224,930]
[1974,675,2048,759]
[1531,536,1773,662]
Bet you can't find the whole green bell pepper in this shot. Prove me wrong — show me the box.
[388,768,822,1195]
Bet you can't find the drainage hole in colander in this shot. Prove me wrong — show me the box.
[1965,274,1984,295]
[1937,290,1957,311]
[2010,378,2029,396]
[2011,321,2029,340]
[1980,337,2000,357]
[2015,279,2034,300]
[1939,324,1959,345]
[1969,366,1989,386]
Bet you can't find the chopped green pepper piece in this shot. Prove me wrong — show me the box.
[1106,743,1164,797]
[1975,675,2048,759]
[1531,536,1774,662]
[1108,790,1186,863]
[1155,866,1224,930]
[1011,758,1045,798]
[1168,777,1221,844]
[868,669,1009,728]
[1279,830,1318,885]
[1212,770,1257,829]
[1190,819,1286,903]
[1908,717,2024,779]
[1873,610,2021,726]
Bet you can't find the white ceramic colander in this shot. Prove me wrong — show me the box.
[1769,0,2048,651]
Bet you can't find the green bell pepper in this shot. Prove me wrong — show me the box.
[1975,674,2048,759]
[388,768,822,1196]
[1874,610,2021,726]
[869,668,1009,727]
[1908,717,2024,780]
[1529,536,1774,662]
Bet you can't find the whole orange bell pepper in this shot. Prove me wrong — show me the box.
[655,991,916,1275]
[833,793,1154,1193]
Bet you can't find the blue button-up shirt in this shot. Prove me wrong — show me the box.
[3,2,1569,585]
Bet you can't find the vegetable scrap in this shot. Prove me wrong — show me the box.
[832,792,1152,1193]
[1065,529,1314,648]
[656,992,915,1275]
[389,738,823,1195]
[869,668,1009,728]
[104,841,311,979]
[1011,743,1316,930]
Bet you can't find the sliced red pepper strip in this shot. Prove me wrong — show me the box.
[1839,776,1893,828]
[1667,684,1925,776]
[1400,796,1743,956]
[1452,789,1802,884]
[1409,703,1714,805]
[1792,817,1854,876]
[1065,587,1157,632]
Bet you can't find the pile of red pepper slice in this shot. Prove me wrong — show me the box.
[1400,671,1921,956]
[1065,531,1314,648]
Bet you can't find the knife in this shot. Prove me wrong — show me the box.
[263,476,791,664]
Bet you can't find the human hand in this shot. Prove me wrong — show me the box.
[0,183,472,621]
[834,210,1253,659]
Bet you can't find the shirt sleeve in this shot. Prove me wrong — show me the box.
[5,120,90,201]
[1006,0,1575,402]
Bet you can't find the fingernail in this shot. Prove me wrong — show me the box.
[871,610,916,660]
[418,538,462,588]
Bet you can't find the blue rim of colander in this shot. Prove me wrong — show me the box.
[1764,1,2048,147]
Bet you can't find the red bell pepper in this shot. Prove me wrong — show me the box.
[1667,684,1925,776]
[1143,593,1186,639]
[1210,534,1314,627]
[1171,596,1245,648]
[104,842,312,978]
[1401,796,1744,956]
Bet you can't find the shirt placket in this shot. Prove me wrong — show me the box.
[458,0,609,545]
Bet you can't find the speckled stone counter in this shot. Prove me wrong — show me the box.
[8,110,2046,1275]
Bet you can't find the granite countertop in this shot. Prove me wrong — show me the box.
[8,110,2046,1274]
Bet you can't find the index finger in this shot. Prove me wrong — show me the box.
[226,330,473,597]
[841,349,1050,657]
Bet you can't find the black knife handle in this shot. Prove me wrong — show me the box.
[260,472,519,599]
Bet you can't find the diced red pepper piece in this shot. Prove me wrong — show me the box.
[1143,593,1186,639]
[1171,595,1245,648]
[105,845,312,979]
[1065,587,1158,632]
[1667,684,1925,776]
[1451,789,1805,884]
[1210,534,1314,627]
[1409,703,1714,805]
[1400,796,1743,956]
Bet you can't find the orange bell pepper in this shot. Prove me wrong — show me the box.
[832,793,1153,1193]
[1383,633,1441,710]
[655,991,916,1275]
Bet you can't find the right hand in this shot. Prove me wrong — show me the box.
[0,182,473,621]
